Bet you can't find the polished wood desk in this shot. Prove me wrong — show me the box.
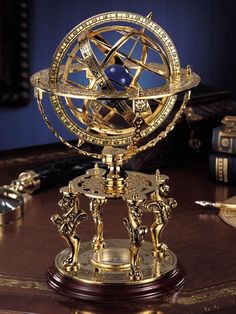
[0,152,236,313]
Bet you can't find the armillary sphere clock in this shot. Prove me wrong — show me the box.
[31,11,200,302]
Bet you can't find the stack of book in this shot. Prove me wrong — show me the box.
[210,116,236,184]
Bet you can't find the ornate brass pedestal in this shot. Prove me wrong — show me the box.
[47,160,184,301]
[31,11,200,301]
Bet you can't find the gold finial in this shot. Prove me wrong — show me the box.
[146,12,153,20]
[155,169,161,184]
[68,181,73,194]
[94,163,100,176]
[132,188,138,201]
[77,138,85,148]
[187,65,192,77]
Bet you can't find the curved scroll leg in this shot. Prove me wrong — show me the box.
[147,170,177,258]
[89,198,106,251]
[150,221,168,258]
[62,233,80,267]
[51,182,87,272]
[124,190,147,281]
[148,198,177,258]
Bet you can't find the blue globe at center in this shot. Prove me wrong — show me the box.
[104,64,132,91]
[100,64,133,129]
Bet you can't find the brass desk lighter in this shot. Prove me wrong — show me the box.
[31,11,200,301]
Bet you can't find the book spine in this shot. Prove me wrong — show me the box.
[212,126,236,154]
[209,154,236,184]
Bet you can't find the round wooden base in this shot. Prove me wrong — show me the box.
[47,240,185,302]
[47,262,185,302]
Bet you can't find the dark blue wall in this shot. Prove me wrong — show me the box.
[1,0,235,151]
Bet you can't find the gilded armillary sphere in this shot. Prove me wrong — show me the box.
[31,11,200,160]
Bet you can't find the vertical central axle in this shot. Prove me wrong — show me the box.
[102,147,128,194]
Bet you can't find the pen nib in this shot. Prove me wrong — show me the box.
[195,200,215,207]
